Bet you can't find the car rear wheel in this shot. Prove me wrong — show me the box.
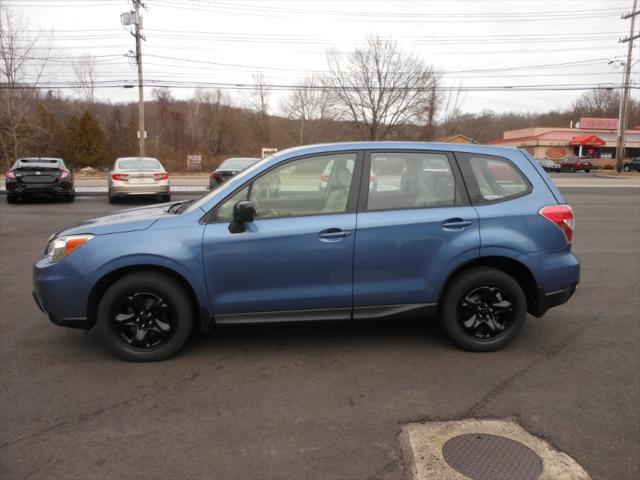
[96,272,194,362]
[439,267,527,352]
[624,166,631,172]
[6,195,18,204]
[584,169,591,173]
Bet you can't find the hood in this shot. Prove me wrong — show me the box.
[54,202,175,237]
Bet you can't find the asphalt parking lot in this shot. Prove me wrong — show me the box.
[0,183,638,480]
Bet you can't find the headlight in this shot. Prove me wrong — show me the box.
[46,235,94,263]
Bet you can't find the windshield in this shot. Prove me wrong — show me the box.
[117,158,162,171]
[218,158,259,170]
[185,157,267,214]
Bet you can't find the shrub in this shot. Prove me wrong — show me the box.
[603,164,615,170]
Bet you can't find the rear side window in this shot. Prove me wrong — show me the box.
[458,153,530,204]
[366,152,457,211]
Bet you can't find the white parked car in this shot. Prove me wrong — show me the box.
[108,157,170,203]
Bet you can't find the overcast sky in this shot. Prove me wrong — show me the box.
[9,0,640,116]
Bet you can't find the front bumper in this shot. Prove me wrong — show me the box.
[33,256,93,329]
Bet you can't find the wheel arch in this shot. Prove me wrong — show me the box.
[437,256,539,316]
[86,265,212,332]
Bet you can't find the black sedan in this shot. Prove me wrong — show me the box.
[209,157,260,189]
[5,157,75,203]
[623,157,640,172]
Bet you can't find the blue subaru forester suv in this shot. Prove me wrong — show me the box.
[33,142,579,361]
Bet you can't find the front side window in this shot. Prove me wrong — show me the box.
[367,152,456,211]
[216,153,357,221]
[463,155,530,203]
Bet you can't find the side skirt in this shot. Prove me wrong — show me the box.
[214,304,437,325]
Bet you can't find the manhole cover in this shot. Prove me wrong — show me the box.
[442,433,543,480]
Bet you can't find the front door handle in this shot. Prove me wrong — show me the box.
[442,218,472,230]
[319,228,352,241]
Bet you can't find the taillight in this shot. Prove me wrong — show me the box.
[6,170,16,179]
[211,172,222,181]
[320,174,329,182]
[154,172,169,181]
[539,205,574,243]
[112,173,129,181]
[59,170,70,180]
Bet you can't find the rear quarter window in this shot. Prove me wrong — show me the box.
[457,153,531,205]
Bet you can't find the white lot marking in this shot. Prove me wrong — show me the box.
[400,418,591,480]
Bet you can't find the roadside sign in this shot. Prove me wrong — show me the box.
[187,154,202,170]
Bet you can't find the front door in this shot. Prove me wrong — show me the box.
[202,152,362,320]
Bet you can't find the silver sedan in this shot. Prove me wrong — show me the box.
[108,157,170,203]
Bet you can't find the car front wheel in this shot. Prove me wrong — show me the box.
[439,267,527,352]
[96,272,194,361]
[624,166,630,172]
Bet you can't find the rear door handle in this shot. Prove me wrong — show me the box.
[442,218,472,229]
[319,228,352,241]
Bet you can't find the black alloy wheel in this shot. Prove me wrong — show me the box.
[459,286,514,340]
[97,272,194,361]
[440,267,527,352]
[111,291,175,349]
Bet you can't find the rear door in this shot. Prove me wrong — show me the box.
[353,150,480,311]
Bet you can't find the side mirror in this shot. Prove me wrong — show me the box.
[228,200,256,233]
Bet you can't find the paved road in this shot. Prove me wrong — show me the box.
[0,188,638,480]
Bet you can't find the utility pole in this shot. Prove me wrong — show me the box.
[616,0,638,172]
[134,0,145,158]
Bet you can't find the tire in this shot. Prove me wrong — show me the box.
[96,272,194,362]
[162,194,171,202]
[624,166,630,172]
[570,167,575,173]
[6,195,18,204]
[108,191,116,204]
[439,267,527,352]
[584,169,591,173]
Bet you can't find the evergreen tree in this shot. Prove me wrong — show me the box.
[60,111,110,168]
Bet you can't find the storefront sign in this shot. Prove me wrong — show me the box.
[580,118,618,129]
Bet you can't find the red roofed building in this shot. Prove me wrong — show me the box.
[486,126,640,167]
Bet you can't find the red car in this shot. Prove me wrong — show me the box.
[560,157,593,173]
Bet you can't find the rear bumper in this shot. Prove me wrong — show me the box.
[110,183,170,196]
[6,179,74,196]
[531,283,577,317]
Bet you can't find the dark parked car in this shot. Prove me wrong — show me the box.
[33,142,579,361]
[5,157,75,203]
[623,157,640,172]
[539,159,561,172]
[209,157,260,189]
[560,156,592,173]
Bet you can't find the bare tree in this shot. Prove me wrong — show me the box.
[326,35,438,140]
[438,84,467,136]
[244,72,270,146]
[196,88,232,157]
[72,54,97,104]
[0,5,52,165]
[282,75,333,144]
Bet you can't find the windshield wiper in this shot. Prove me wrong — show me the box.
[167,200,193,214]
